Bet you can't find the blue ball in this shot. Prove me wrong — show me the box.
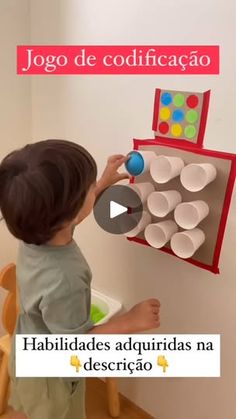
[125,151,144,176]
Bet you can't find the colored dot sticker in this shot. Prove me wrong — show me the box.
[159,122,169,134]
[185,125,196,139]
[171,124,182,137]
[159,107,171,121]
[161,92,172,106]
[186,110,198,123]
[186,95,199,108]
[172,109,184,122]
[173,93,185,107]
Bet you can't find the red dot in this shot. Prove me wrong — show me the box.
[159,122,169,134]
[187,95,199,108]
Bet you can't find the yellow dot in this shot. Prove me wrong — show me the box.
[159,107,171,121]
[171,124,182,137]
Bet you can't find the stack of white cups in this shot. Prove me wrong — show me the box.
[144,188,182,250]
[124,154,213,259]
[169,200,209,258]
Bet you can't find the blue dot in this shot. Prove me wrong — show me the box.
[125,151,144,176]
[161,92,172,106]
[172,109,184,122]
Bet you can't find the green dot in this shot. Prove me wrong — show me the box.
[186,110,198,123]
[173,93,185,107]
[185,125,197,139]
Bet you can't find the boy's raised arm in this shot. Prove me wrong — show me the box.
[95,154,130,197]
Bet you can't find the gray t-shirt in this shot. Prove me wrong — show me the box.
[10,238,94,379]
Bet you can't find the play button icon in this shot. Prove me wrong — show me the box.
[94,185,143,234]
[110,201,127,219]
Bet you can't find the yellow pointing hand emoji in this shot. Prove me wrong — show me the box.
[157,355,169,373]
[70,355,82,372]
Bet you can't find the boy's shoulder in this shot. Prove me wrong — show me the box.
[17,239,92,295]
[18,239,90,271]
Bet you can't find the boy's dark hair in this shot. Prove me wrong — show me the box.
[0,139,97,245]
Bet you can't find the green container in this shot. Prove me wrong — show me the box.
[90,304,106,324]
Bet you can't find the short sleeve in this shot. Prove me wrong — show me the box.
[39,273,94,334]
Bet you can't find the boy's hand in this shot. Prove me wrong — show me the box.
[126,299,161,332]
[96,154,130,196]
[89,298,161,335]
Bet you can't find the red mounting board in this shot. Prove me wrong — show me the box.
[127,139,236,274]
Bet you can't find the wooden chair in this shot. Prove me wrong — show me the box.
[0,263,17,415]
[0,263,120,417]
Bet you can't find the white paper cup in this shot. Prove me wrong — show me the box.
[180,163,217,192]
[174,200,209,229]
[144,220,178,248]
[124,211,152,238]
[127,182,155,204]
[150,155,184,184]
[138,151,157,173]
[170,228,205,259]
[147,190,182,217]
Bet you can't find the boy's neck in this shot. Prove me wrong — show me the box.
[46,223,75,246]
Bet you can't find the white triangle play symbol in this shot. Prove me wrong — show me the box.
[110,201,127,219]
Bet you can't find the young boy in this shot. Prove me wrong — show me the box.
[0,139,160,419]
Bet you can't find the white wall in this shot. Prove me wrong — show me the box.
[27,1,236,418]
[0,0,31,335]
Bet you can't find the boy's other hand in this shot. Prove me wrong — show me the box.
[127,299,161,332]
[89,298,161,335]
[96,154,131,196]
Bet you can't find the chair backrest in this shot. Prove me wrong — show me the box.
[0,263,18,335]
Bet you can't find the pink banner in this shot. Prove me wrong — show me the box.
[17,45,219,75]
